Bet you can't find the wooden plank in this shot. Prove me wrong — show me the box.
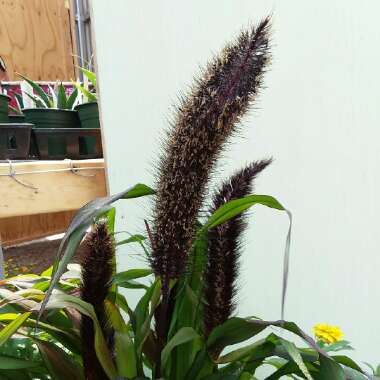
[69,0,80,79]
[0,210,76,247]
[0,159,107,218]
[0,0,76,81]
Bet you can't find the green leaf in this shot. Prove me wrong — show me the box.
[134,280,160,356]
[41,266,53,277]
[47,84,57,107]
[274,322,346,379]
[0,288,43,310]
[17,74,50,108]
[207,318,346,380]
[165,280,203,378]
[314,356,345,380]
[14,92,24,110]
[264,357,288,370]
[0,312,31,346]
[119,184,155,199]
[66,88,78,110]
[217,339,274,364]
[0,355,41,370]
[239,373,255,380]
[161,327,201,373]
[40,183,155,319]
[102,207,116,234]
[23,92,47,108]
[0,313,80,355]
[169,256,203,331]
[36,340,84,380]
[202,372,256,380]
[113,269,152,286]
[274,345,318,364]
[114,329,137,378]
[331,355,364,373]
[206,318,267,352]
[116,234,146,246]
[73,81,97,102]
[0,368,33,380]
[324,340,353,352]
[79,67,97,87]
[280,339,312,380]
[265,361,304,380]
[43,292,117,380]
[113,292,134,322]
[57,83,67,109]
[188,231,208,295]
[184,348,213,380]
[131,279,160,376]
[106,301,137,379]
[341,367,369,380]
[203,194,285,230]
[117,280,148,290]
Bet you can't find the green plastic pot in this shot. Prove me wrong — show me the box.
[23,108,80,157]
[75,102,100,129]
[9,114,26,123]
[75,102,100,155]
[0,95,10,123]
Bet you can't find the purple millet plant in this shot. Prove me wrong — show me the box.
[151,17,272,283]
[204,159,272,339]
[80,222,115,380]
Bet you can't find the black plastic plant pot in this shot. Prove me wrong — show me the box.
[0,95,11,123]
[0,123,32,160]
[23,108,80,156]
[9,114,26,123]
[75,102,100,129]
[75,102,100,155]
[33,128,103,160]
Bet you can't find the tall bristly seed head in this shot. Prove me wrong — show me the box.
[203,159,272,339]
[151,18,272,279]
[80,221,115,380]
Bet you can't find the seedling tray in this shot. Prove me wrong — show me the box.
[33,128,103,160]
[0,123,33,160]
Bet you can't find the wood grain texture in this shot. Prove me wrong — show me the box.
[0,159,107,218]
[0,0,76,80]
[0,210,76,247]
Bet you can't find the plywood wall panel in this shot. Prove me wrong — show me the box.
[0,210,76,247]
[0,0,76,81]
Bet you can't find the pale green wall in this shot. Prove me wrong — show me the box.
[91,0,380,362]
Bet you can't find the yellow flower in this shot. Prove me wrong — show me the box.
[313,323,344,344]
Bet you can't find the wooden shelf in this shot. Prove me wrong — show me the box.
[0,159,107,246]
[0,159,107,218]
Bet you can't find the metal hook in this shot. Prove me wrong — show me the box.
[67,159,95,177]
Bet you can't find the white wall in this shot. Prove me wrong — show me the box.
[91,0,380,363]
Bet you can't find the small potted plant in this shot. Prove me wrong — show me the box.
[18,74,79,156]
[8,92,26,123]
[0,83,31,160]
[19,74,80,127]
[74,67,100,128]
[74,67,100,154]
